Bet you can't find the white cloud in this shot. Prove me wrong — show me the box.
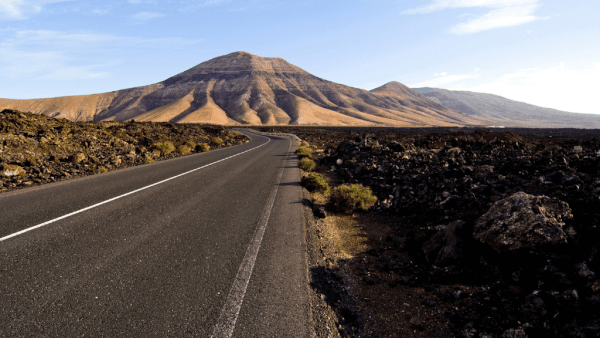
[0,29,201,81]
[411,72,480,87]
[0,0,71,20]
[402,0,542,34]
[132,11,165,20]
[456,63,600,114]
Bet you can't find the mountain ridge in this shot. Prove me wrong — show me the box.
[0,52,480,127]
[412,87,600,128]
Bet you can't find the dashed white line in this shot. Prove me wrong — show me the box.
[0,136,270,243]
[210,138,292,338]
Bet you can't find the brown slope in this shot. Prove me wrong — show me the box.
[0,52,479,126]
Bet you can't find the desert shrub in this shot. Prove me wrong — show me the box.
[72,152,86,163]
[196,143,210,152]
[98,166,108,173]
[144,156,155,163]
[153,141,175,155]
[25,156,38,166]
[89,156,101,164]
[176,144,192,155]
[295,147,312,159]
[152,149,161,158]
[0,164,26,177]
[329,184,377,214]
[184,141,196,148]
[299,158,316,171]
[302,173,330,193]
[211,137,224,147]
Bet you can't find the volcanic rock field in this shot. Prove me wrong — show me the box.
[0,109,248,193]
[257,126,600,337]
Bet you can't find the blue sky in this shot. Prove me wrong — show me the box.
[1,0,598,114]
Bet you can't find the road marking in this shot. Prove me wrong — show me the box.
[0,136,270,243]
[210,138,292,338]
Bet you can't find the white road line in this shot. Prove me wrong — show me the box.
[210,138,292,338]
[0,136,271,243]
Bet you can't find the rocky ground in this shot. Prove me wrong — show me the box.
[254,126,600,338]
[0,109,248,193]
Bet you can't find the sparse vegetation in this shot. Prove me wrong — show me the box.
[153,141,175,155]
[211,137,223,147]
[295,147,312,159]
[1,164,26,177]
[0,109,249,193]
[329,184,377,214]
[98,166,108,173]
[196,143,210,152]
[301,172,329,194]
[299,157,316,171]
[176,144,192,155]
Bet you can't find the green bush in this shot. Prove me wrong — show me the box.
[295,147,312,159]
[329,184,377,214]
[153,141,175,155]
[177,144,192,155]
[299,158,316,171]
[211,137,224,147]
[184,141,196,148]
[302,173,330,194]
[196,143,210,152]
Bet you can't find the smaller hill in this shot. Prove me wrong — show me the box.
[411,87,600,128]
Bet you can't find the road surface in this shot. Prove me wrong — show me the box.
[0,132,309,337]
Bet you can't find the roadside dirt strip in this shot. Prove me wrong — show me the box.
[0,132,310,338]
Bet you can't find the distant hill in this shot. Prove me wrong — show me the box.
[0,52,482,127]
[411,87,600,128]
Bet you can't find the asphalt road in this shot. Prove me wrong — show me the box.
[0,132,309,337]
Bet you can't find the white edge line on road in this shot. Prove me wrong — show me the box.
[210,138,292,338]
[0,136,271,243]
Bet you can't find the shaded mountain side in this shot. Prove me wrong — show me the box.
[412,87,600,128]
[0,52,480,127]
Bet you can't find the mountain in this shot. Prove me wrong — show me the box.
[0,52,480,127]
[412,87,600,128]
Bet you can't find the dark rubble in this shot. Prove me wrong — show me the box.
[0,109,248,193]
[272,127,600,337]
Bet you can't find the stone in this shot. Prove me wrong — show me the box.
[576,262,595,279]
[473,192,572,253]
[423,220,466,266]
[409,316,423,328]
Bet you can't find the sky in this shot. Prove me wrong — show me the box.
[0,0,599,114]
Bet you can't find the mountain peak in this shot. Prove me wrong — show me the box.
[167,51,306,83]
[371,81,416,96]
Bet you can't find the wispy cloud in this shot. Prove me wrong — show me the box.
[0,0,72,20]
[402,0,543,34]
[0,29,202,81]
[458,63,600,114]
[411,71,480,87]
[132,11,165,20]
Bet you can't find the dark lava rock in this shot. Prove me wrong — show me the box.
[257,126,600,337]
[312,205,327,219]
[423,220,466,266]
[473,192,573,253]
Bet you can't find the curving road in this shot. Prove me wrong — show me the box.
[0,132,309,337]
